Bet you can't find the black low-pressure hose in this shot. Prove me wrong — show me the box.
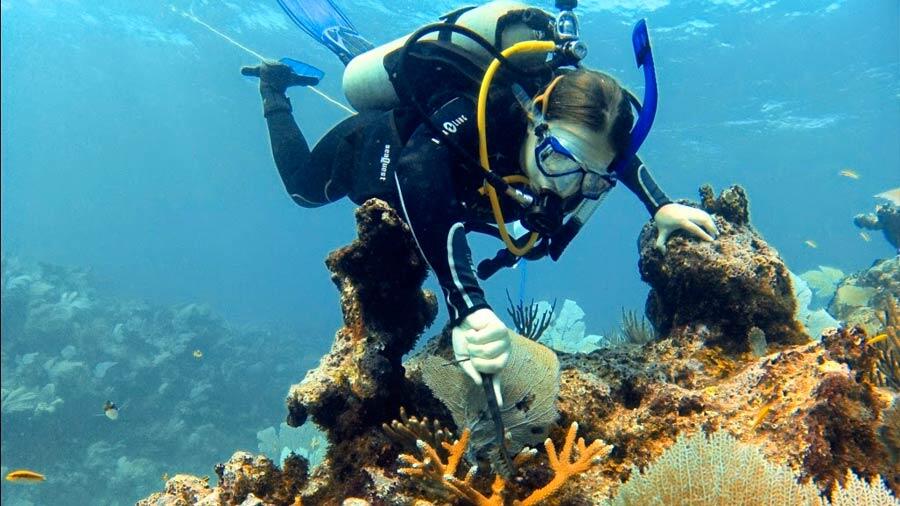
[395,23,550,196]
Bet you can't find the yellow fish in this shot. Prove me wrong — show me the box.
[751,402,774,430]
[5,469,46,483]
[859,231,871,242]
[838,169,860,179]
[804,240,818,249]
[193,349,203,359]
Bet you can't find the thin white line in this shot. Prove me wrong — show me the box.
[290,192,325,207]
[394,172,456,319]
[447,222,474,309]
[637,164,659,208]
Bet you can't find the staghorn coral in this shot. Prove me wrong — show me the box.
[396,422,610,506]
[382,406,455,458]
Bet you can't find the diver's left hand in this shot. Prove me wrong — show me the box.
[653,203,718,254]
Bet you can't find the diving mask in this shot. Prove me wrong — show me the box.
[533,127,615,200]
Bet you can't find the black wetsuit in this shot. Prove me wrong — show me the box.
[263,91,670,324]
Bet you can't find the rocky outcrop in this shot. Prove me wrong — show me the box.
[283,199,441,503]
[829,256,900,334]
[639,185,807,353]
[138,195,898,505]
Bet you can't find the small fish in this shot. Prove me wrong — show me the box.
[751,402,773,430]
[103,400,119,421]
[804,240,818,249]
[5,469,46,483]
[874,187,900,206]
[867,334,888,345]
[838,169,860,180]
[161,472,169,482]
[859,231,871,242]
[192,349,203,359]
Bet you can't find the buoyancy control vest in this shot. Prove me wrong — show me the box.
[342,0,558,112]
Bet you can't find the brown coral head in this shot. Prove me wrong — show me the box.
[699,184,751,226]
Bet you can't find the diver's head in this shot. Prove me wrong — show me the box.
[520,69,633,234]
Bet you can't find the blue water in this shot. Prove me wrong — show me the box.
[1,0,897,503]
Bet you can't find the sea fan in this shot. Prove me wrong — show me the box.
[421,334,560,458]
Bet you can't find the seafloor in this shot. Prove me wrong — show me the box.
[124,188,897,504]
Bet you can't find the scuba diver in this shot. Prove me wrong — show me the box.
[247,0,718,405]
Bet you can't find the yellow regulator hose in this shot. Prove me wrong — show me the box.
[477,40,557,256]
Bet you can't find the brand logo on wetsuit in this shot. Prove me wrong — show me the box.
[441,115,468,136]
[379,144,391,181]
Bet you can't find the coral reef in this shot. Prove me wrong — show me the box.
[136,195,898,505]
[606,431,897,506]
[1,255,314,505]
[640,185,807,352]
[855,200,900,251]
[283,199,441,503]
[829,256,900,335]
[136,452,309,506]
[396,422,610,506]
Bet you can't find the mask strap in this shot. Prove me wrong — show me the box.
[533,75,565,117]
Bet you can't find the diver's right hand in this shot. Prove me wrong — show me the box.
[452,308,511,407]
[241,61,318,94]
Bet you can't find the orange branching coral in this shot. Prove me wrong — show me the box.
[383,406,455,457]
[398,428,504,505]
[514,422,612,506]
[396,422,609,506]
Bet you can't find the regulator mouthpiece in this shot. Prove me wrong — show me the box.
[523,191,564,235]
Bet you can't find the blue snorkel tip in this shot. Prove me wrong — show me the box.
[606,19,658,175]
[632,19,652,67]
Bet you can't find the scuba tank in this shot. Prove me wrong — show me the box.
[342,0,557,111]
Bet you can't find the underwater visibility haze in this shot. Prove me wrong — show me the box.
[1,0,898,504]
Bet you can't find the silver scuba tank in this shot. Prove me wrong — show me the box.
[342,0,556,112]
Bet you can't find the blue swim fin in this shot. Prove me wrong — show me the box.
[277,0,374,65]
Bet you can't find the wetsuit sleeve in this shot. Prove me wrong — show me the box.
[613,155,672,216]
[261,87,369,207]
[393,98,488,325]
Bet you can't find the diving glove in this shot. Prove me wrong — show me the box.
[242,61,318,118]
[653,203,718,254]
[451,308,511,407]
[242,61,319,93]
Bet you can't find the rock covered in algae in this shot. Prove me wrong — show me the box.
[136,451,309,506]
[639,184,806,352]
[283,199,446,503]
[829,256,900,334]
[285,199,438,439]
[855,201,900,251]
[552,326,898,503]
